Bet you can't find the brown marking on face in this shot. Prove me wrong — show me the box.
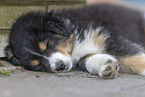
[57,35,74,56]
[119,53,145,74]
[31,60,40,66]
[39,42,47,51]
[93,29,109,53]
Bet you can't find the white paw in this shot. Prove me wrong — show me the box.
[99,59,119,78]
[86,54,119,79]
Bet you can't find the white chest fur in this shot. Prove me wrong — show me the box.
[71,28,109,64]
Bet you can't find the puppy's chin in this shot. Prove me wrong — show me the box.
[48,52,73,72]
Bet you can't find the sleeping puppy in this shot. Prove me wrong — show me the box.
[4,4,145,78]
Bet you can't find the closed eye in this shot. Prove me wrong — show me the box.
[47,40,54,47]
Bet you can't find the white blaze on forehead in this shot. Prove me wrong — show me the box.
[48,52,73,71]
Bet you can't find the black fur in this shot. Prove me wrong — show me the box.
[3,4,145,71]
[8,12,71,70]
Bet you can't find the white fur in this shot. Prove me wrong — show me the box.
[48,52,72,72]
[72,28,109,64]
[85,54,118,77]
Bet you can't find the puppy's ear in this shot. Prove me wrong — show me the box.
[43,15,72,37]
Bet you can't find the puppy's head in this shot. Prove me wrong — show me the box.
[37,34,73,72]
[8,11,74,72]
[38,12,73,72]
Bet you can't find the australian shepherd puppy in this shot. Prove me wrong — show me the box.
[4,4,145,78]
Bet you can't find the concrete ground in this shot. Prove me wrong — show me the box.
[1,61,145,97]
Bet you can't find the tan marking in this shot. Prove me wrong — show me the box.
[57,35,73,56]
[31,60,40,66]
[39,42,46,50]
[93,29,109,53]
[119,53,145,74]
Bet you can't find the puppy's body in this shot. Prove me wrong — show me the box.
[4,4,145,78]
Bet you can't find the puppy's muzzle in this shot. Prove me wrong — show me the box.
[44,52,73,72]
[55,60,66,71]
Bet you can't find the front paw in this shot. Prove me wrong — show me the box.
[99,59,119,79]
[86,54,119,79]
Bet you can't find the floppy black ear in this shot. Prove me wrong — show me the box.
[43,13,72,37]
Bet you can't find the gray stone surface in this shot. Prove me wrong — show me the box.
[0,30,9,57]
[0,66,145,97]
[0,6,45,29]
[0,2,85,29]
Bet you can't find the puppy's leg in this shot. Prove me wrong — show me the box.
[3,45,20,65]
[106,36,145,75]
[118,54,145,75]
[78,54,119,78]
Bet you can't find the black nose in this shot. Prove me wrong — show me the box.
[56,60,65,71]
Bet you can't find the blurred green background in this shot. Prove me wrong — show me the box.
[0,0,145,30]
